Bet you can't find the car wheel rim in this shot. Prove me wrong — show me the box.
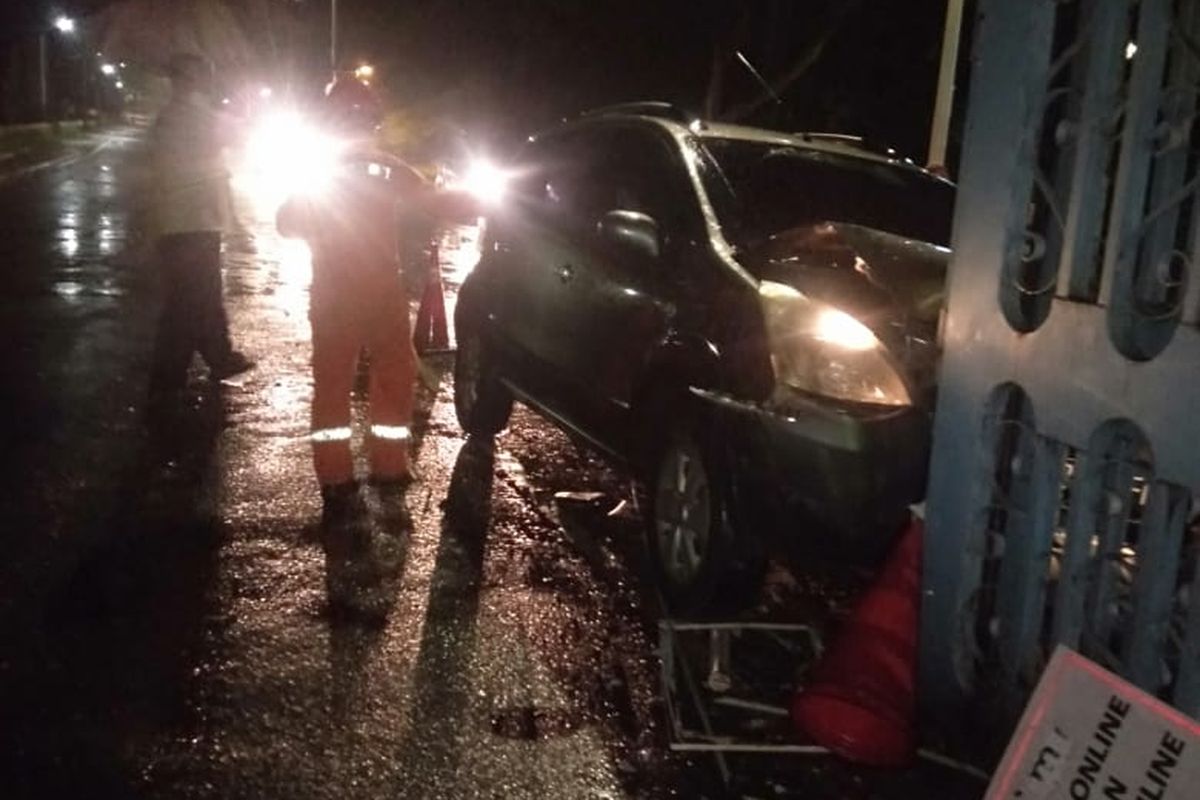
[654,443,711,586]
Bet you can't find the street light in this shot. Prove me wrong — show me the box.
[355,64,374,81]
[41,15,77,121]
[100,63,116,76]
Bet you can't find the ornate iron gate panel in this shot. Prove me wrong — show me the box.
[921,0,1200,739]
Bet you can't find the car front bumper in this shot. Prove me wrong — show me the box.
[690,387,931,541]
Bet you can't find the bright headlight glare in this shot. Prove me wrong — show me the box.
[759,280,911,407]
[242,111,343,199]
[460,159,510,204]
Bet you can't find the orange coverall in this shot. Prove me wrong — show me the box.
[278,152,427,486]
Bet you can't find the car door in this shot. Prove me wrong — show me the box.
[484,132,597,402]
[549,125,706,447]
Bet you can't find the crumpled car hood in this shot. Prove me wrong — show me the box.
[737,221,950,331]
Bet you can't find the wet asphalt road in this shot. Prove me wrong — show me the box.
[0,128,987,800]
[0,125,692,800]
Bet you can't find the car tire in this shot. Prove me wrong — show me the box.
[645,425,766,614]
[454,328,513,437]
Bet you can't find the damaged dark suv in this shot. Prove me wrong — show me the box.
[453,103,954,611]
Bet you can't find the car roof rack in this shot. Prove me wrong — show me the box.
[794,132,866,146]
[792,131,923,164]
[582,101,700,125]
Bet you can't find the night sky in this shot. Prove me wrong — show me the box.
[336,0,962,159]
[7,1,968,161]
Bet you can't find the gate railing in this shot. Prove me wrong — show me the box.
[920,0,1200,749]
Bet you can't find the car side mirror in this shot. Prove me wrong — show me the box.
[597,209,661,261]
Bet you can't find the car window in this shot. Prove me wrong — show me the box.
[510,134,594,222]
[589,127,697,238]
[515,126,698,241]
[701,137,954,248]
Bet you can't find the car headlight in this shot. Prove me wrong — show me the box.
[457,158,511,205]
[759,280,911,407]
[240,111,343,200]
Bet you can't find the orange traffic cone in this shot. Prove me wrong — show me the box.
[791,516,923,767]
[413,241,450,353]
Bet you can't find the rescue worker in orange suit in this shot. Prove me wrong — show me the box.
[276,78,470,525]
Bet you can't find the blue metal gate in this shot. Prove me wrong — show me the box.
[921,0,1200,742]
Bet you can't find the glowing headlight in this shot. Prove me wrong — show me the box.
[759,280,911,407]
[813,307,877,351]
[460,158,510,205]
[240,111,342,200]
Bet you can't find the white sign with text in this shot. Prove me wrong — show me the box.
[987,646,1199,800]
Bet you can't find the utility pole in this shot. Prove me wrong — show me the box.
[38,17,76,122]
[330,0,339,72]
[927,0,965,169]
[38,33,48,120]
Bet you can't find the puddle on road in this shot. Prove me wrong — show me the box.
[52,280,85,297]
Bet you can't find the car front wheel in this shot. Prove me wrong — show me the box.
[454,329,513,436]
[647,428,765,613]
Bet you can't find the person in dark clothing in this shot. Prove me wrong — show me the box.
[148,53,253,397]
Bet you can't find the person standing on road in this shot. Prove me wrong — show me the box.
[276,77,433,524]
[148,53,254,400]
